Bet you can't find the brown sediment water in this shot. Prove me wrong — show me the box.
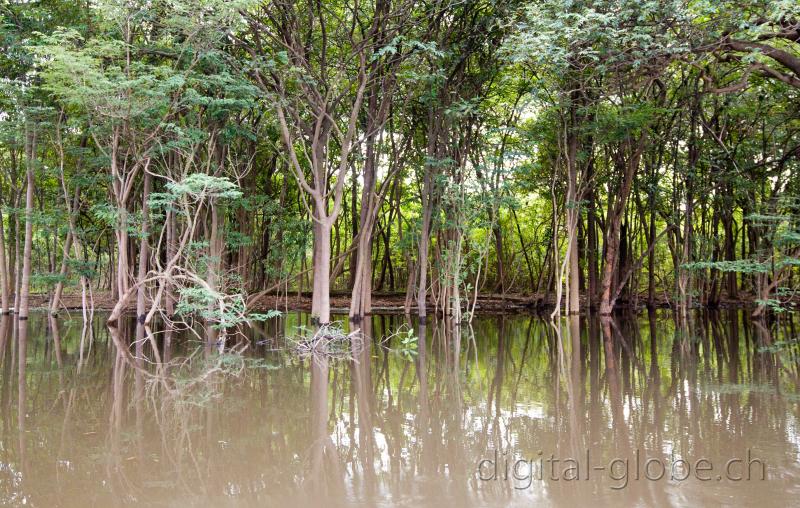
[0,310,798,506]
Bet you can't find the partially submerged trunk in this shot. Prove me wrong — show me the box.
[566,142,580,315]
[647,186,657,308]
[416,109,439,319]
[492,223,506,295]
[135,170,151,327]
[18,125,36,320]
[12,185,21,314]
[349,134,378,320]
[0,205,9,314]
[207,198,224,345]
[165,209,177,317]
[49,231,73,315]
[60,177,92,326]
[311,218,333,325]
[599,135,646,315]
[1,147,18,315]
[565,97,581,315]
[115,211,130,302]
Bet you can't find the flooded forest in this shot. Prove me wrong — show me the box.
[0,0,799,506]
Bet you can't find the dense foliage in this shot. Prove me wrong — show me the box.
[0,0,798,326]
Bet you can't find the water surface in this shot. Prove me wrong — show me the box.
[1,310,799,506]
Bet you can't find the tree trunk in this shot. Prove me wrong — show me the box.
[566,150,580,315]
[586,159,598,309]
[722,201,738,299]
[599,137,645,315]
[417,109,440,318]
[49,231,73,315]
[135,171,151,326]
[312,218,333,324]
[0,205,9,314]
[18,126,36,320]
[348,163,359,291]
[207,199,222,344]
[12,192,21,314]
[492,222,506,295]
[350,127,379,319]
[564,96,582,314]
[647,187,657,308]
[115,216,129,302]
[510,208,534,289]
[165,209,176,317]
[59,175,92,326]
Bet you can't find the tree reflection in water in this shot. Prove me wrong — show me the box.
[0,310,798,506]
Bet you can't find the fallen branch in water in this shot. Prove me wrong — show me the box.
[289,323,364,361]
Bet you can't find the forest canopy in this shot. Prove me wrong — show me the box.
[0,0,798,328]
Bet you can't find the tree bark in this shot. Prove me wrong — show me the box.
[207,198,222,343]
[311,218,333,324]
[135,170,151,326]
[417,108,439,318]
[49,231,73,315]
[349,113,379,319]
[599,135,647,315]
[586,157,598,309]
[566,130,580,315]
[0,205,9,314]
[18,125,36,320]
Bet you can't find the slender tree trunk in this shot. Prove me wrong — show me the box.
[586,159,598,309]
[723,201,738,299]
[0,205,9,314]
[678,165,696,318]
[135,171,151,326]
[511,208,535,289]
[49,231,73,315]
[566,144,580,315]
[646,180,657,308]
[2,148,18,314]
[115,217,129,302]
[492,222,506,295]
[12,195,21,314]
[417,110,439,318]
[18,126,36,320]
[376,221,391,291]
[350,128,378,319]
[59,176,92,327]
[348,164,359,291]
[417,193,433,317]
[165,209,176,317]
[312,218,333,324]
[207,199,222,344]
[563,95,582,314]
[599,137,645,315]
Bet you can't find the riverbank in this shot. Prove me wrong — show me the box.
[28,290,768,316]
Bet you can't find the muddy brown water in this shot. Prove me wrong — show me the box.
[0,310,798,506]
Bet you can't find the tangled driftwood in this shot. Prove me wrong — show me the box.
[291,323,364,360]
